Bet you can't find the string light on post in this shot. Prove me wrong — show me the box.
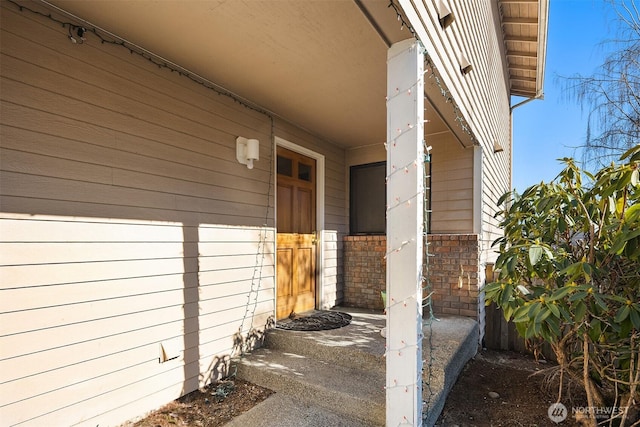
[386,2,468,423]
[385,38,425,427]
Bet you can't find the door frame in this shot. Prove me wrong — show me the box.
[274,136,325,313]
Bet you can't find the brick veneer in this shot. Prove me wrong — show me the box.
[343,235,386,310]
[342,234,480,318]
[426,234,480,317]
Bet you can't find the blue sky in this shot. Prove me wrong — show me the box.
[511,0,619,192]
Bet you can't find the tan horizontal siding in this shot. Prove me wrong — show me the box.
[403,0,513,253]
[430,219,474,233]
[2,274,186,312]
[0,113,259,193]
[0,2,343,426]
[5,361,186,426]
[0,14,267,137]
[0,216,184,242]
[0,217,275,426]
[0,196,267,226]
[1,302,189,361]
[1,302,271,384]
[2,274,274,336]
[322,230,343,304]
[0,224,275,424]
[429,134,474,233]
[1,242,272,267]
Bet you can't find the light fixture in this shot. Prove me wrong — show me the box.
[493,140,504,153]
[437,0,455,29]
[459,53,473,75]
[236,137,259,169]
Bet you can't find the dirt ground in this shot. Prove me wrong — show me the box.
[125,379,273,427]
[127,350,635,427]
[436,350,582,427]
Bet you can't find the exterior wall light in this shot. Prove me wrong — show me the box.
[236,137,259,169]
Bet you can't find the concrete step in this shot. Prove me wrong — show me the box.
[262,310,386,371]
[234,346,385,426]
[421,316,479,425]
[231,308,479,426]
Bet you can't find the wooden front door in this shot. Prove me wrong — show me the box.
[276,147,317,320]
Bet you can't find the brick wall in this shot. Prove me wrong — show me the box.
[342,234,481,318]
[343,235,386,310]
[427,234,480,317]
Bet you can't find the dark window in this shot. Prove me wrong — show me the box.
[350,162,386,235]
[298,163,312,181]
[277,155,292,176]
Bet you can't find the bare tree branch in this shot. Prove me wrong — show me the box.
[560,0,640,169]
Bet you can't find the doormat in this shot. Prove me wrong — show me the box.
[276,311,352,331]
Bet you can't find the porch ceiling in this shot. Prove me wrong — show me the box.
[49,0,449,149]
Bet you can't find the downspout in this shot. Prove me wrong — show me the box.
[510,94,543,112]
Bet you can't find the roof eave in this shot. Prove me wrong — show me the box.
[535,0,549,98]
[500,0,549,99]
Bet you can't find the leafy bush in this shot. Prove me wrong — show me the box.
[485,144,640,426]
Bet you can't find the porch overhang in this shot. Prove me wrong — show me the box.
[44,0,547,151]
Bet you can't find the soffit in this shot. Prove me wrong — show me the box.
[498,0,549,98]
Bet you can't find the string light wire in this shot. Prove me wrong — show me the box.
[10,0,273,119]
[238,116,276,353]
[387,0,477,145]
[384,6,477,422]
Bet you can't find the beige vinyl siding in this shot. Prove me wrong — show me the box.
[478,2,513,263]
[401,0,511,154]
[321,230,342,306]
[0,2,345,426]
[401,0,512,256]
[0,217,275,427]
[429,134,474,233]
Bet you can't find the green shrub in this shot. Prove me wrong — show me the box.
[485,144,640,426]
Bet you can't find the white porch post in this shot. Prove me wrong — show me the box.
[386,39,424,426]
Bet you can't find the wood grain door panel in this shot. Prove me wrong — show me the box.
[276,147,317,320]
[276,233,316,319]
[276,246,294,320]
[277,184,293,233]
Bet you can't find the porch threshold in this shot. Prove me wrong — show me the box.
[230,307,478,426]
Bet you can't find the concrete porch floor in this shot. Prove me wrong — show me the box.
[229,307,478,426]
